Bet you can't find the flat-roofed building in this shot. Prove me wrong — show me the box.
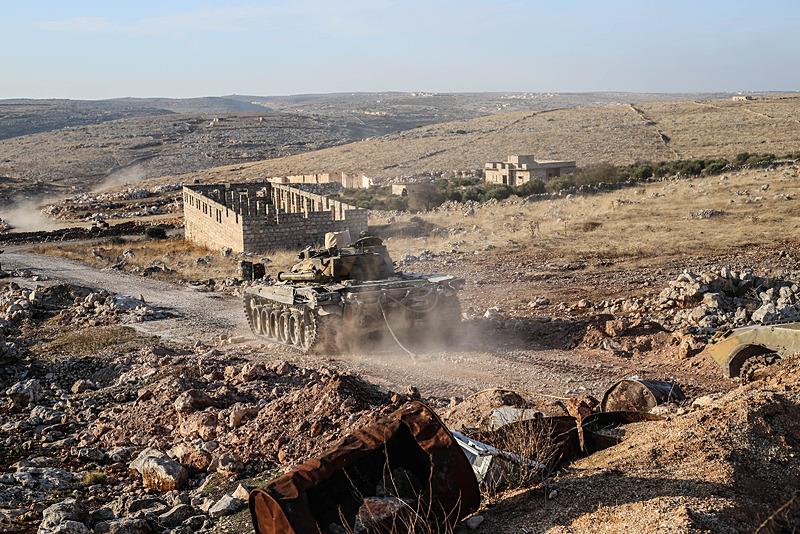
[484,155,576,186]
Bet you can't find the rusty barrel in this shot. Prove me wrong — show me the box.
[249,401,480,534]
[600,379,685,413]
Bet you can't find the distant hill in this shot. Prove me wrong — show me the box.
[165,94,800,184]
[0,97,266,140]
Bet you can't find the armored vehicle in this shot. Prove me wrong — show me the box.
[243,233,463,353]
[701,322,800,379]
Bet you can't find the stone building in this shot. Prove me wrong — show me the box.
[183,182,368,253]
[484,155,576,186]
[268,172,372,189]
[731,95,755,102]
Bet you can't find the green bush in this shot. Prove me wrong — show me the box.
[546,177,576,193]
[514,179,546,196]
[484,185,513,201]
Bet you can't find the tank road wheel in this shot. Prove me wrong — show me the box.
[278,311,291,343]
[269,310,282,341]
[288,312,303,347]
[293,311,322,353]
[433,295,463,344]
[259,306,271,337]
[244,296,258,335]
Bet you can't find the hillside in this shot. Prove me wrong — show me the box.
[0,97,266,140]
[165,95,800,184]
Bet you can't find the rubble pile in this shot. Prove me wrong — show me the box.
[594,267,800,334]
[41,184,184,221]
[98,357,391,472]
[0,344,391,533]
[0,283,165,330]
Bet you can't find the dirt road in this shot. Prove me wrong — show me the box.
[4,249,725,399]
[3,249,249,342]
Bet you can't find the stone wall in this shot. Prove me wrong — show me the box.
[182,182,368,254]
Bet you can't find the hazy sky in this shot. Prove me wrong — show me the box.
[3,0,799,99]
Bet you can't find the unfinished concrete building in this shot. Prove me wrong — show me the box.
[183,182,368,253]
[268,172,373,189]
[484,155,576,186]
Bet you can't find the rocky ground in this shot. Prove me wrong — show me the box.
[1,264,798,533]
[1,153,798,532]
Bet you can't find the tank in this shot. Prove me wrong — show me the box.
[242,234,464,353]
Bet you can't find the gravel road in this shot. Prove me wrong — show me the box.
[4,250,725,399]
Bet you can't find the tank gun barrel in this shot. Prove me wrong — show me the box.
[277,271,329,282]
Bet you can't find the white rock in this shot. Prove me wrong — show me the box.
[129,449,188,491]
[208,495,243,517]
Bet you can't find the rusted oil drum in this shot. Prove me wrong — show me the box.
[600,379,685,413]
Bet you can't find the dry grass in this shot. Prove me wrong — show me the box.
[81,470,108,486]
[640,97,800,160]
[377,164,800,262]
[37,325,141,356]
[33,236,241,282]
[32,235,302,281]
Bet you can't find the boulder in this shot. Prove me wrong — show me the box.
[173,389,213,415]
[71,380,97,394]
[101,518,154,534]
[129,449,188,492]
[158,504,194,528]
[213,451,244,477]
[38,499,88,534]
[228,403,261,428]
[6,379,43,409]
[239,362,267,381]
[208,494,243,517]
[751,303,778,323]
[178,410,218,441]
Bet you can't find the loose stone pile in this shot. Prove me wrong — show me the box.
[0,283,165,329]
[594,267,800,334]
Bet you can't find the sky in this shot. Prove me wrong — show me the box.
[2,0,799,99]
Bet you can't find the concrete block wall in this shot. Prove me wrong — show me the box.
[183,188,246,252]
[183,182,368,254]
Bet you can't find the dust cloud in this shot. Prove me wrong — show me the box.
[0,196,65,232]
[93,162,148,193]
[0,162,150,233]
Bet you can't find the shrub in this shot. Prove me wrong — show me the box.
[703,159,729,174]
[483,185,512,201]
[514,179,546,196]
[145,226,167,239]
[545,177,576,193]
[82,470,108,486]
[407,183,445,212]
[630,164,654,180]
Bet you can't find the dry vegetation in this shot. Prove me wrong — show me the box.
[147,95,800,185]
[377,164,800,263]
[32,237,241,282]
[31,236,301,282]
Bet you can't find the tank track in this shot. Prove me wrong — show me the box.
[244,293,336,353]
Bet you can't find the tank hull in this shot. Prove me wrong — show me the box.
[243,274,463,353]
